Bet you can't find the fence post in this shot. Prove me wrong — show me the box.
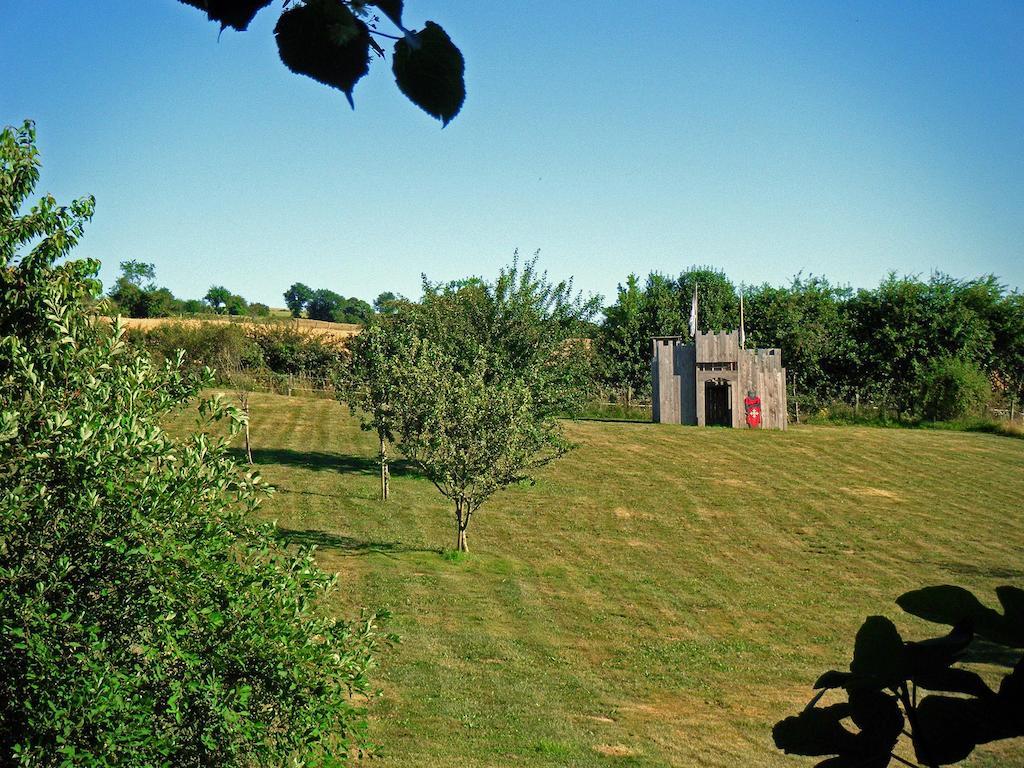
[793,373,800,424]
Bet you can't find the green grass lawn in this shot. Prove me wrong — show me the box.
[189,392,1024,767]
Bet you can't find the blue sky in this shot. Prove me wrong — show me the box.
[2,1,1022,306]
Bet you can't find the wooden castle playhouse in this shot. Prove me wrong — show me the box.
[651,331,788,429]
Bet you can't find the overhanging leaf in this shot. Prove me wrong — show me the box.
[997,586,1024,643]
[814,670,853,690]
[177,0,272,32]
[998,656,1024,732]
[915,695,988,765]
[392,21,465,126]
[274,0,371,108]
[848,689,904,762]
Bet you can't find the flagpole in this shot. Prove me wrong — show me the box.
[739,286,746,349]
[689,283,698,339]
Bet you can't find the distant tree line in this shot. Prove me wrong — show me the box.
[110,257,1024,423]
[105,262,397,325]
[282,282,386,324]
[107,260,271,318]
[596,267,1024,422]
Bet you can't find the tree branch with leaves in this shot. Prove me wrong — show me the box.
[179,0,466,125]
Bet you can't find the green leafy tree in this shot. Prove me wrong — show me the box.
[1,120,384,766]
[846,274,996,417]
[108,263,185,318]
[205,284,232,313]
[400,349,568,552]
[307,288,345,321]
[392,255,597,551]
[284,281,314,317]
[676,266,739,334]
[774,585,1023,767]
[108,261,154,317]
[640,272,688,341]
[178,0,466,125]
[118,259,156,288]
[334,296,374,324]
[108,275,146,316]
[919,357,991,421]
[224,292,248,316]
[416,253,600,421]
[374,291,399,314]
[598,273,649,405]
[993,292,1024,420]
[744,275,854,409]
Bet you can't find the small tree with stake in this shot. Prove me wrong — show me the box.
[392,256,595,552]
[400,349,568,553]
[340,312,420,500]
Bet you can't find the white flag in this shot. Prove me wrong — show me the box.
[689,284,698,338]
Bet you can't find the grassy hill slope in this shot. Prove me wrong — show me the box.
[187,393,1024,767]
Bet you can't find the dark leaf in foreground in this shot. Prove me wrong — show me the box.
[393,21,466,126]
[178,0,273,31]
[848,689,904,744]
[275,0,371,107]
[905,620,973,675]
[914,667,994,698]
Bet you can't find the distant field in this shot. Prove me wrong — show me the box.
[115,315,362,342]
[174,393,1024,767]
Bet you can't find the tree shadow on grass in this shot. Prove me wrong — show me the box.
[572,417,655,424]
[936,559,1024,580]
[233,448,418,477]
[963,637,1022,668]
[275,527,441,557]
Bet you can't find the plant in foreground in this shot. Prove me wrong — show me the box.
[1,120,386,766]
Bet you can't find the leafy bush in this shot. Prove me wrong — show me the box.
[128,320,346,386]
[129,321,264,374]
[919,356,991,421]
[1,121,384,765]
[249,323,346,379]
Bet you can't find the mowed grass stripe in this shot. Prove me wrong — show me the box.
[171,393,1023,767]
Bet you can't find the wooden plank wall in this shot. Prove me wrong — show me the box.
[739,348,788,430]
[696,331,740,363]
[652,338,682,424]
[677,343,697,425]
